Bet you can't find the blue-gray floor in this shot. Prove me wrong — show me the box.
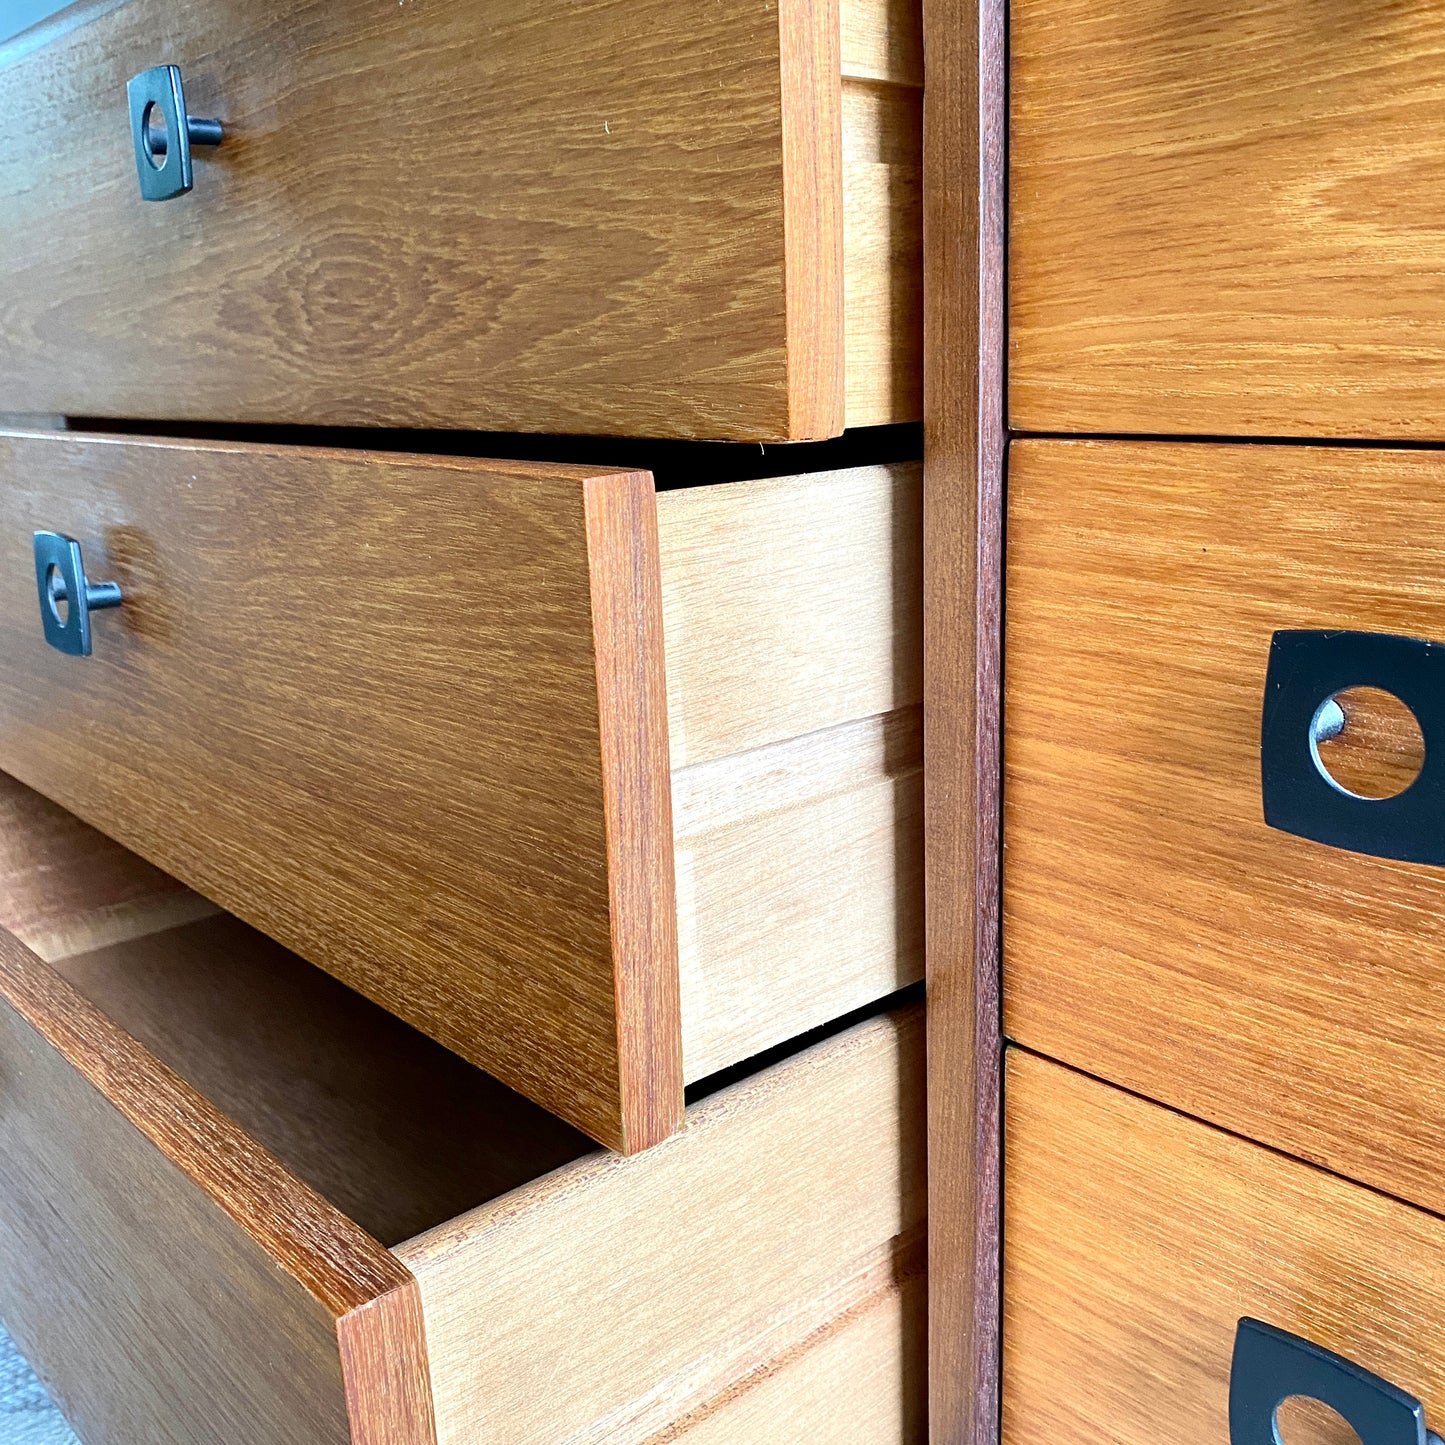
[0,1325,76,1445]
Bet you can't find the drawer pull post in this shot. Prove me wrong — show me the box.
[1230,1318,1443,1445]
[126,66,223,202]
[1261,628,1445,863]
[32,532,122,657]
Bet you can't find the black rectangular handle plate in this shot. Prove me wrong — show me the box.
[1261,629,1445,865]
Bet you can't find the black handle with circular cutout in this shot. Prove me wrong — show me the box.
[126,65,222,201]
[33,531,122,657]
[1230,1318,1441,1445]
[1261,629,1445,864]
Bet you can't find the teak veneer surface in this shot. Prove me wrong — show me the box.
[1010,0,1445,438]
[0,429,678,1154]
[1005,1050,1445,1445]
[1006,439,1445,1218]
[0,787,926,1445]
[0,0,919,439]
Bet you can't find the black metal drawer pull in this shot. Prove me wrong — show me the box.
[33,532,122,657]
[1261,628,1444,863]
[126,65,223,201]
[1231,1318,1442,1445]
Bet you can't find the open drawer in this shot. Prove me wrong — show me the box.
[0,430,923,1150]
[0,0,920,439]
[0,774,925,1445]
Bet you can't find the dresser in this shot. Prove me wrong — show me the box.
[927,0,1445,1441]
[0,2,928,1440]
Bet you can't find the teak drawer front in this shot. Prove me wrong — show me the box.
[1011,0,1445,439]
[0,0,920,440]
[1005,1050,1445,1445]
[1006,438,1445,1217]
[0,431,922,1152]
[0,774,925,1445]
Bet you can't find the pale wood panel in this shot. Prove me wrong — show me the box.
[671,705,921,838]
[1004,1050,1445,1445]
[0,927,434,1445]
[841,0,924,85]
[658,462,921,767]
[675,1272,926,1445]
[1010,0,1445,438]
[0,430,679,1153]
[675,711,923,1081]
[0,0,848,439]
[0,767,214,961]
[844,82,924,429]
[1005,439,1445,1219]
[396,1005,926,1445]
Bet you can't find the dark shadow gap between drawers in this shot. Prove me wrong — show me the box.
[61,419,924,490]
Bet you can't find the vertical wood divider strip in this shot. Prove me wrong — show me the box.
[585,472,684,1154]
[924,0,1007,1435]
[780,0,847,438]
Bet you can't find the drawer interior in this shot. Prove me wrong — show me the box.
[0,768,585,1247]
[52,914,594,1248]
[0,772,926,1445]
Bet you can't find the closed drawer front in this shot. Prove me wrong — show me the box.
[0,0,920,441]
[1005,438,1445,1217]
[1010,0,1445,439]
[1005,1049,1445,1445]
[0,773,926,1445]
[0,430,922,1152]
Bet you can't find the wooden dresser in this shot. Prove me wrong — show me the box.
[927,0,1445,1440]
[0,1,928,1440]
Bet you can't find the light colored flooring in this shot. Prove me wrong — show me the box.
[0,1326,75,1445]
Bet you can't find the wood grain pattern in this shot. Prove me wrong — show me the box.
[1312,685,1426,800]
[1004,1049,1445,1445]
[396,1004,926,1445]
[0,926,434,1445]
[587,474,683,1154]
[0,430,676,1153]
[53,913,592,1250]
[0,776,924,1444]
[0,435,921,1150]
[923,0,1006,1435]
[675,709,923,1081]
[1010,0,1445,438]
[0,0,919,440]
[843,0,924,84]
[844,81,925,429]
[674,1269,926,1445]
[658,462,921,767]
[1004,439,1445,1220]
[0,767,213,961]
[782,0,846,440]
